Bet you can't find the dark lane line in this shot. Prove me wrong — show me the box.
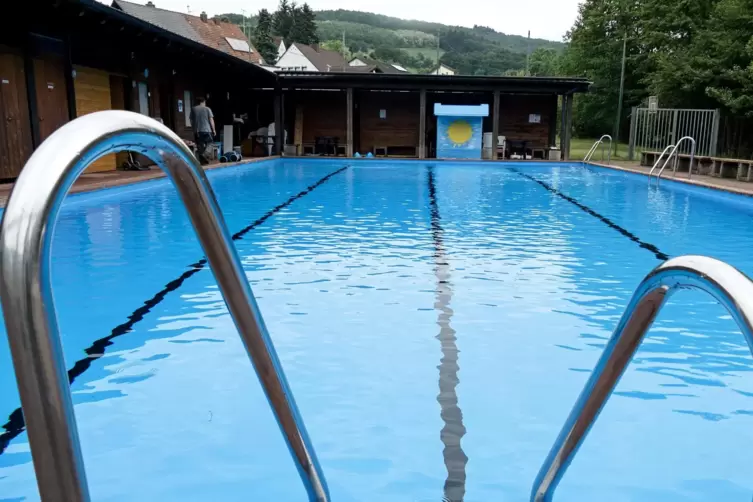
[428,166,468,502]
[0,165,349,455]
[509,167,670,261]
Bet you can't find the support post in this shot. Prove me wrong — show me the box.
[710,109,720,157]
[559,95,567,160]
[548,94,557,152]
[492,89,500,160]
[64,34,76,121]
[564,94,573,161]
[419,88,427,159]
[346,88,353,157]
[274,90,283,156]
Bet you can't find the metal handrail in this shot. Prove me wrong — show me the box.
[0,111,329,502]
[531,255,753,502]
[655,136,696,181]
[583,134,612,164]
[647,143,675,179]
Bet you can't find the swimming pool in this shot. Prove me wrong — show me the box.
[2,159,753,501]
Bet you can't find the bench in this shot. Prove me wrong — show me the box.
[640,151,753,181]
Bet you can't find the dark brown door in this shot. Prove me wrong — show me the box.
[33,56,68,141]
[0,50,33,179]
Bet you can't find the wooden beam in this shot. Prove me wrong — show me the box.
[560,94,567,159]
[419,88,426,159]
[548,94,557,150]
[492,89,500,159]
[274,90,283,155]
[23,40,41,148]
[346,87,353,157]
[564,94,573,161]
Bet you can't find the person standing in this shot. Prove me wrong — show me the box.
[190,97,215,165]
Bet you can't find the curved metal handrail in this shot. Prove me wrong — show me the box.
[647,143,675,179]
[583,134,612,164]
[0,111,329,502]
[530,255,753,502]
[655,136,696,181]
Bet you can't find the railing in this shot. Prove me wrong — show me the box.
[647,143,675,179]
[0,111,329,502]
[583,134,613,164]
[530,255,753,502]
[654,136,696,181]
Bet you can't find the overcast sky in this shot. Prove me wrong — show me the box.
[118,0,582,41]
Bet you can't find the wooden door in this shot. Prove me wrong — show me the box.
[33,56,69,142]
[0,50,33,179]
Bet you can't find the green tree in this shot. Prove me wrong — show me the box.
[254,8,278,65]
[321,39,350,59]
[529,47,560,76]
[694,0,753,115]
[560,0,647,137]
[298,4,319,45]
[272,0,294,40]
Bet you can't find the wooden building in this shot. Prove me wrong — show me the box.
[0,0,275,180]
[276,72,590,160]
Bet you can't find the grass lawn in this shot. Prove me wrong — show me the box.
[569,137,639,161]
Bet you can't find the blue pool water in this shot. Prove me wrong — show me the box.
[2,160,753,501]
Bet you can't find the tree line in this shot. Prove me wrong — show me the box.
[252,0,319,65]
[544,0,753,138]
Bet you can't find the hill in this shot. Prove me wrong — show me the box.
[220,8,564,75]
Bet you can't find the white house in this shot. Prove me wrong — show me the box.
[273,36,287,61]
[431,63,457,76]
[275,42,347,72]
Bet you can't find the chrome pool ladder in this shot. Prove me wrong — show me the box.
[651,136,697,182]
[531,255,753,502]
[583,134,612,164]
[0,111,329,502]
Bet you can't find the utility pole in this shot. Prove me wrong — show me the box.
[241,9,247,39]
[526,30,531,76]
[436,29,440,71]
[342,31,346,60]
[613,31,628,157]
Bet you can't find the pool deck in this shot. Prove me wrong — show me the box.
[590,160,753,197]
[0,157,277,208]
[1,157,751,208]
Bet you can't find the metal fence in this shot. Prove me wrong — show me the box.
[628,108,720,160]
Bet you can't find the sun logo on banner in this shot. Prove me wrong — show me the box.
[446,119,473,146]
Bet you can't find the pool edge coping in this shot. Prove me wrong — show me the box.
[588,161,753,198]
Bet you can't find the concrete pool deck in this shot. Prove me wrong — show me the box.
[0,157,752,209]
[0,157,278,208]
[591,160,753,197]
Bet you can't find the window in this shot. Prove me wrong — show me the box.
[225,37,252,52]
[184,90,192,127]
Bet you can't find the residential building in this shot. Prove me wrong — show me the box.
[275,42,347,72]
[272,36,287,61]
[345,57,409,74]
[113,1,264,64]
[0,0,275,179]
[431,64,457,76]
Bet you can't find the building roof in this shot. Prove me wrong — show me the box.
[349,57,409,74]
[112,1,262,64]
[276,71,592,94]
[292,43,348,72]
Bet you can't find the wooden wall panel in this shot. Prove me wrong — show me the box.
[498,95,553,148]
[0,49,33,179]
[359,91,419,154]
[74,66,115,172]
[33,56,69,142]
[301,91,346,144]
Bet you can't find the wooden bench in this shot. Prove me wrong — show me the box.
[640,151,753,180]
